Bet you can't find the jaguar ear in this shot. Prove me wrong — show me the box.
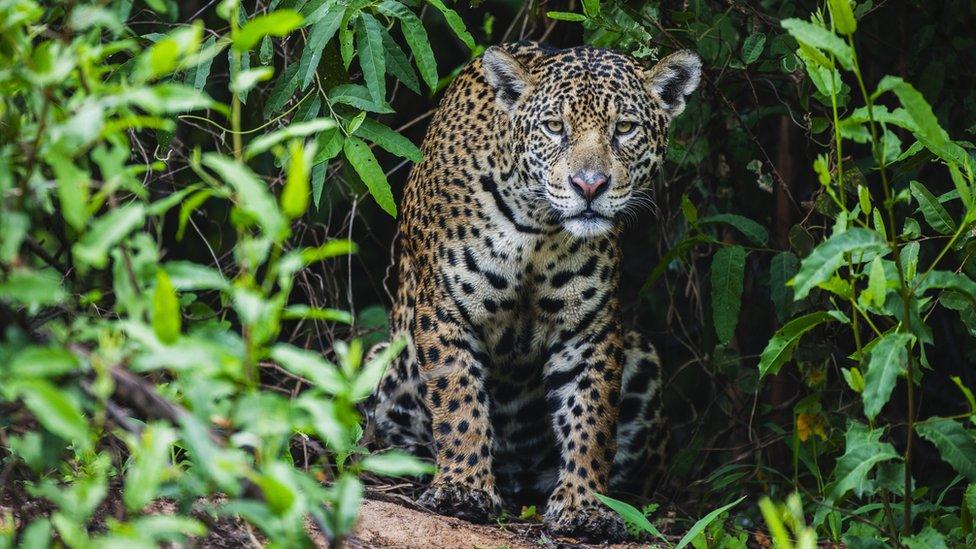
[645,50,702,118]
[482,46,534,112]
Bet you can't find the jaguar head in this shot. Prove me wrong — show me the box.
[483,45,701,238]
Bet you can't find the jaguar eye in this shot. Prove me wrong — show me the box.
[615,121,636,135]
[543,119,564,135]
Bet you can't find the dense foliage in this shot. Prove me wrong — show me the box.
[2,0,976,547]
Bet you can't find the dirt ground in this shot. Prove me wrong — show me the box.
[2,487,662,548]
[345,498,655,548]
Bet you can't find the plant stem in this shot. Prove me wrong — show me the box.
[847,32,917,537]
[230,5,243,159]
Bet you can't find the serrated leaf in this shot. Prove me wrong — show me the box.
[917,418,976,481]
[910,180,956,235]
[758,312,838,377]
[791,228,888,300]
[710,246,746,344]
[354,119,422,162]
[699,214,769,246]
[876,76,970,167]
[831,422,899,500]
[246,117,336,158]
[862,332,912,420]
[263,61,300,117]
[344,135,396,216]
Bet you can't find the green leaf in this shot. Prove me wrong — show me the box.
[377,1,438,91]
[710,246,746,344]
[381,28,420,95]
[917,418,976,481]
[770,252,799,323]
[282,140,312,219]
[49,155,91,232]
[203,154,286,238]
[0,269,67,310]
[11,379,90,450]
[831,422,899,500]
[351,338,406,401]
[865,256,887,308]
[270,344,344,394]
[333,474,363,536]
[862,332,913,420]
[791,228,888,300]
[9,346,80,379]
[581,0,600,17]
[910,180,956,235]
[235,10,303,51]
[741,32,766,64]
[594,493,668,542]
[698,214,769,246]
[282,305,353,324]
[246,117,337,158]
[359,450,435,477]
[230,66,273,94]
[163,261,229,291]
[329,83,394,113]
[546,11,587,22]
[124,423,177,511]
[827,0,857,34]
[674,496,747,549]
[780,18,853,70]
[344,135,396,216]
[425,0,476,50]
[903,526,949,549]
[73,203,147,269]
[263,61,301,117]
[152,271,181,345]
[298,3,344,90]
[356,13,386,104]
[759,312,838,378]
[354,119,422,162]
[876,76,970,167]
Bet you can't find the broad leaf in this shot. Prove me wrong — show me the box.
[377,1,438,90]
[917,418,976,481]
[425,0,475,50]
[759,312,839,377]
[359,450,435,477]
[674,496,747,549]
[73,203,147,269]
[910,180,956,235]
[780,18,853,70]
[862,332,913,420]
[710,245,746,344]
[791,228,888,300]
[699,214,769,246]
[831,422,899,500]
[770,252,799,322]
[595,493,668,542]
[152,271,181,344]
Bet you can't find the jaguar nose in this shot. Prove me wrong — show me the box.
[569,171,610,201]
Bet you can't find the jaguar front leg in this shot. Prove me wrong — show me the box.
[542,326,628,541]
[413,298,502,522]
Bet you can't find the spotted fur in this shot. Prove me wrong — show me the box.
[367,42,701,541]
